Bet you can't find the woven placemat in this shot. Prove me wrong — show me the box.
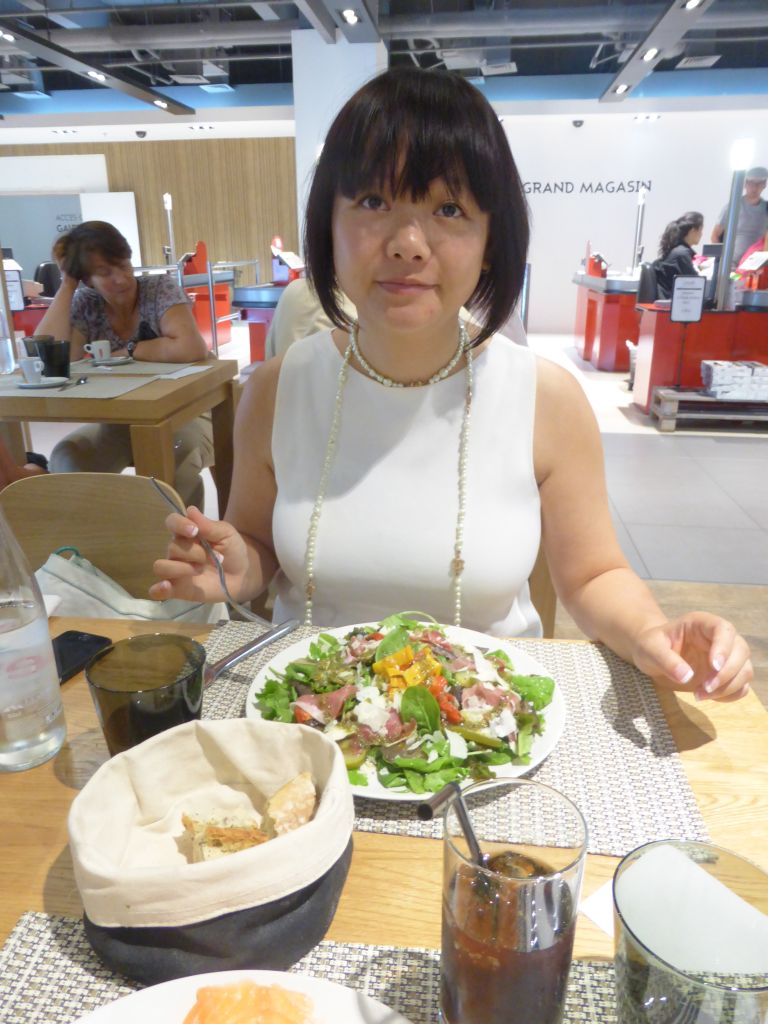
[202,622,709,857]
[0,912,616,1024]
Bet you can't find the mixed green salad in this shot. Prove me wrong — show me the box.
[255,613,556,795]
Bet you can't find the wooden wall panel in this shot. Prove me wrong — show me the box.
[0,138,298,285]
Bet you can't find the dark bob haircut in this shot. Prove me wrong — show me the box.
[303,66,529,345]
[52,220,132,281]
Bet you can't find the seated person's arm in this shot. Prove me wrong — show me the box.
[710,223,724,243]
[116,302,208,363]
[34,270,87,356]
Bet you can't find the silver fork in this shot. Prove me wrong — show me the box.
[57,375,88,391]
[150,476,273,625]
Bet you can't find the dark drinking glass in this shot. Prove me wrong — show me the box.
[440,780,587,1024]
[34,338,70,378]
[23,335,53,356]
[86,633,205,756]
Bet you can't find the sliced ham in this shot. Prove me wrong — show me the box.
[447,655,476,671]
[462,683,503,709]
[294,684,357,724]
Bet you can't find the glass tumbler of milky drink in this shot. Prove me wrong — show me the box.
[613,840,768,1024]
[440,779,587,1024]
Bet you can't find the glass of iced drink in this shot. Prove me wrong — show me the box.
[613,840,768,1024]
[440,779,587,1024]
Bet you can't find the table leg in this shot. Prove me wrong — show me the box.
[130,421,176,486]
[210,380,236,516]
[0,422,27,464]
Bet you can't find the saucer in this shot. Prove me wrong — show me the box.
[91,356,134,367]
[17,376,70,389]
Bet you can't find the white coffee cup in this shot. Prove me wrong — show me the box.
[19,357,45,383]
[84,340,112,361]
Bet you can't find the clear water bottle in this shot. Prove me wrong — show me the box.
[0,508,66,771]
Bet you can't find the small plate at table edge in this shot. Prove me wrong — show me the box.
[72,968,414,1023]
[245,622,567,802]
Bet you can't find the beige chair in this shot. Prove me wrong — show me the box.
[529,542,557,639]
[0,473,181,599]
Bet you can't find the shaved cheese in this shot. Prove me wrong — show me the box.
[447,729,468,760]
[355,701,390,733]
[356,685,386,706]
[490,706,517,739]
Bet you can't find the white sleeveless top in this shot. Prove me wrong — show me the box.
[271,331,542,638]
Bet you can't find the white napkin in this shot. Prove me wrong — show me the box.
[43,594,61,616]
[614,844,768,973]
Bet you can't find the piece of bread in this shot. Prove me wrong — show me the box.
[182,812,269,862]
[261,772,317,837]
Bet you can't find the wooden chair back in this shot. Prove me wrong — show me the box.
[529,542,557,638]
[0,473,181,598]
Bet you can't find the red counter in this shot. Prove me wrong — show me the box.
[573,277,639,371]
[633,306,768,413]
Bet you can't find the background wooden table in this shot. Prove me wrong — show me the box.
[0,360,238,513]
[1,616,766,965]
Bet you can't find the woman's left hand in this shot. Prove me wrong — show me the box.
[632,612,753,702]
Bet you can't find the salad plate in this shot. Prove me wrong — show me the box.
[246,620,566,801]
[73,969,413,1023]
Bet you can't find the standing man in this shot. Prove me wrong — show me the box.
[711,165,768,264]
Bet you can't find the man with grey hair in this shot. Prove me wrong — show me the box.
[711,165,768,264]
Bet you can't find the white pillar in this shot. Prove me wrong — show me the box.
[291,30,387,248]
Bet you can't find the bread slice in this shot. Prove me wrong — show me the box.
[261,772,317,837]
[182,812,269,862]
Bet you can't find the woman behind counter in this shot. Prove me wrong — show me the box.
[653,211,704,300]
[34,221,212,506]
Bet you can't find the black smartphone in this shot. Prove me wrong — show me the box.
[52,630,112,684]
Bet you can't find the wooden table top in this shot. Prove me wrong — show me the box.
[1,616,766,966]
[0,358,238,425]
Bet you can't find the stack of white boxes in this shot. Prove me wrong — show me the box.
[700,361,768,401]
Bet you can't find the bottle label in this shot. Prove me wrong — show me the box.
[0,622,61,717]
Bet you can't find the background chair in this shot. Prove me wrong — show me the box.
[33,261,62,298]
[529,541,556,639]
[637,262,658,304]
[0,473,181,598]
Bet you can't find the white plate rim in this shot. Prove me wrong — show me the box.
[17,376,69,388]
[73,968,414,1023]
[245,623,566,802]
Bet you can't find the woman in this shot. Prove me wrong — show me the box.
[34,221,212,506]
[653,212,704,300]
[152,68,751,703]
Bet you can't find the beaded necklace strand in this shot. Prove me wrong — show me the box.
[302,319,473,627]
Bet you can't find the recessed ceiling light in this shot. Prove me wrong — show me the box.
[1,31,15,42]
[153,99,168,109]
[341,8,359,24]
[87,70,106,82]
[685,0,702,9]
[643,48,659,62]
[615,83,630,95]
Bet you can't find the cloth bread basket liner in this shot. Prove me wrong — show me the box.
[68,718,354,982]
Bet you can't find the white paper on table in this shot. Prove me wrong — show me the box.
[614,845,768,973]
[579,880,615,937]
[159,365,210,379]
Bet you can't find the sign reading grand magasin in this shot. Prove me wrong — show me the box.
[523,179,653,195]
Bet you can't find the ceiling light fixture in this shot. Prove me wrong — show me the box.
[341,8,359,24]
[642,48,659,62]
[1,31,15,42]
[684,0,702,9]
[615,83,630,94]
[153,99,168,109]
[87,70,106,82]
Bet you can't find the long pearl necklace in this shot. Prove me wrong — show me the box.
[302,319,474,627]
[350,320,468,387]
